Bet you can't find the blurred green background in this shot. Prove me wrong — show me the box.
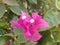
[0,0,60,45]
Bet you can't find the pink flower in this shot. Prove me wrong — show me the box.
[11,11,31,29]
[11,11,49,42]
[31,13,49,29]
[24,27,42,42]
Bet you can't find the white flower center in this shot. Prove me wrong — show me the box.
[22,16,26,20]
[30,19,35,23]
[5,10,7,12]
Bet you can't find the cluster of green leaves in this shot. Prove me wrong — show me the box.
[0,0,60,45]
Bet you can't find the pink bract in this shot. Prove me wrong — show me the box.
[11,11,49,42]
[32,13,49,29]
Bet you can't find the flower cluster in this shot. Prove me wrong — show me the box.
[11,11,49,42]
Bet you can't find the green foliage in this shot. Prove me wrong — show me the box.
[56,0,60,10]
[9,4,27,15]
[0,27,6,35]
[9,5,21,15]
[0,36,7,45]
[37,30,53,45]
[0,0,60,45]
[3,0,19,6]
[44,8,60,27]
[13,28,28,43]
[51,27,60,42]
[26,41,37,45]
[13,39,20,45]
[0,4,6,18]
[28,0,37,4]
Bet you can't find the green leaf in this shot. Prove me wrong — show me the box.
[26,41,37,45]
[19,4,27,12]
[46,42,57,45]
[0,4,6,18]
[13,28,23,35]
[56,0,60,10]
[3,33,16,40]
[9,4,27,15]
[13,28,28,43]
[39,28,49,32]
[13,40,20,45]
[4,10,14,21]
[3,0,19,6]
[39,26,56,32]
[44,8,60,27]
[0,36,7,45]
[52,27,60,42]
[9,5,21,15]
[37,30,53,45]
[0,21,10,29]
[28,0,37,4]
[0,27,6,35]
[57,32,60,42]
[17,34,28,43]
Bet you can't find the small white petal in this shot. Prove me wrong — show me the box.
[5,10,7,12]
[22,16,26,20]
[30,19,35,23]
